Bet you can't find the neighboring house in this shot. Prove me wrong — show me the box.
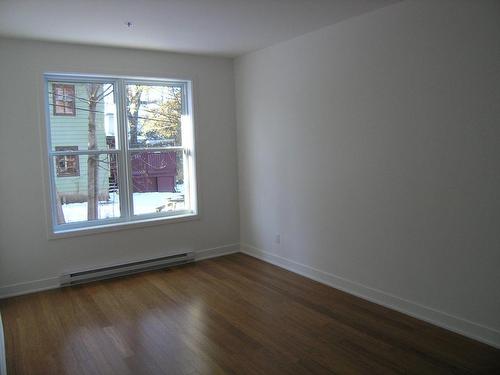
[49,82,109,203]
[131,151,177,192]
[49,82,178,203]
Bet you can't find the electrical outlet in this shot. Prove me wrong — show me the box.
[275,234,281,244]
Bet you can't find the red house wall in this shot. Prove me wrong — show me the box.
[131,152,177,192]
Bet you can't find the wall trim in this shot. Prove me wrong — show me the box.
[0,243,240,300]
[0,277,60,300]
[194,243,240,261]
[241,243,500,349]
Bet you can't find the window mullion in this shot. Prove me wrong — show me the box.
[48,149,121,156]
[128,146,184,153]
[115,79,133,219]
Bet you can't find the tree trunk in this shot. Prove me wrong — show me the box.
[127,87,143,147]
[87,84,101,220]
[56,192,66,224]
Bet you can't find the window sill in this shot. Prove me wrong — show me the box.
[48,212,199,239]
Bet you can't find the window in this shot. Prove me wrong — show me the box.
[52,84,76,116]
[45,75,197,234]
[55,146,80,177]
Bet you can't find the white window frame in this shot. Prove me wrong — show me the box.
[44,73,198,237]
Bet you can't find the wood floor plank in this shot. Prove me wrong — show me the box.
[1,253,499,374]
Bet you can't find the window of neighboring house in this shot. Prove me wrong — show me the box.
[52,84,76,116]
[55,146,80,177]
[45,75,198,234]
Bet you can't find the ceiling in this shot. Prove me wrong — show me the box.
[0,0,399,57]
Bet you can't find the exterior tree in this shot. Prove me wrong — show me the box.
[127,85,144,147]
[142,86,182,144]
[56,192,65,224]
[141,86,183,182]
[87,83,102,220]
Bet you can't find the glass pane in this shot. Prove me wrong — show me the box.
[130,150,186,215]
[126,83,183,148]
[53,153,121,224]
[47,80,118,151]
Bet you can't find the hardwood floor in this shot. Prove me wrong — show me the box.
[1,253,499,374]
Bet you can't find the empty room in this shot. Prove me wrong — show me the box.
[0,0,499,374]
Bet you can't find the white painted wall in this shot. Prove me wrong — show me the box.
[0,38,239,295]
[235,0,500,346]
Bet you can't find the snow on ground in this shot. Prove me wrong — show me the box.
[62,190,185,223]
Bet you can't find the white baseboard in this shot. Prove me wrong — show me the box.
[194,243,240,261]
[241,243,500,349]
[0,243,240,300]
[0,277,60,300]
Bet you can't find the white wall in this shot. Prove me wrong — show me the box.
[235,0,500,346]
[0,38,239,295]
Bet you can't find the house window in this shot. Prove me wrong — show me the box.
[45,75,198,234]
[52,84,76,116]
[55,146,80,177]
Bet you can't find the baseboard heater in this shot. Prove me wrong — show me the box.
[60,251,195,287]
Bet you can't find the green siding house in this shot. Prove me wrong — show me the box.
[49,82,110,203]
